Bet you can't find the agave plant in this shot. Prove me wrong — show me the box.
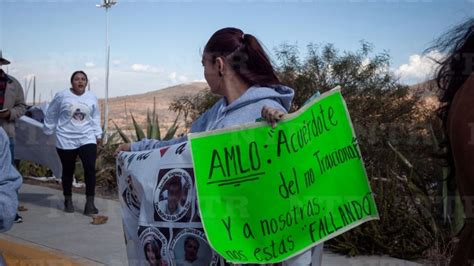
[86,97,181,190]
[95,131,121,189]
[114,97,180,143]
[18,160,51,177]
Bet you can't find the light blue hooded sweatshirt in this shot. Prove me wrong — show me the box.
[0,127,22,233]
[131,85,294,151]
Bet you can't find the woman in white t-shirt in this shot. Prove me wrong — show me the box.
[43,70,102,215]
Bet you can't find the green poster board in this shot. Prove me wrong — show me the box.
[189,88,379,264]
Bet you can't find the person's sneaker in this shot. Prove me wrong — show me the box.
[14,214,23,223]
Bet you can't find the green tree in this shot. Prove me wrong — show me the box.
[169,90,220,131]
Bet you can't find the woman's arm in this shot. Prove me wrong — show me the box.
[91,96,103,140]
[43,92,62,135]
[114,106,216,155]
[114,135,188,156]
[130,136,188,151]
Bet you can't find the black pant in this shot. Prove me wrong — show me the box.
[56,144,97,197]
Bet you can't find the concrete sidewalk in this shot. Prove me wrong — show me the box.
[3,184,127,265]
[1,184,419,266]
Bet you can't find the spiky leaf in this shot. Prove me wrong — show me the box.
[146,108,152,138]
[163,113,180,140]
[130,112,146,141]
[113,121,131,143]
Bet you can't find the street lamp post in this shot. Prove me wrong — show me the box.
[97,0,116,143]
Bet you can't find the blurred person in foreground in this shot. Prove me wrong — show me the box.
[0,127,22,232]
[427,18,474,265]
[0,51,26,223]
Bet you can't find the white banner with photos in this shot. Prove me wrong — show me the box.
[116,141,224,266]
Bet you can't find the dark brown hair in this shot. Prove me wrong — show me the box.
[70,70,88,84]
[204,27,281,87]
[426,18,474,182]
[144,240,162,263]
[167,176,182,191]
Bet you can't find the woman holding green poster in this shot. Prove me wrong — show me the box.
[115,27,324,265]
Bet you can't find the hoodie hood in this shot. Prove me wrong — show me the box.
[223,84,294,113]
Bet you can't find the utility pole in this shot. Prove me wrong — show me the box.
[96,0,117,143]
[33,76,36,105]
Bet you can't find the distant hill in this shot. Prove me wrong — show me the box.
[99,82,209,138]
[100,80,441,140]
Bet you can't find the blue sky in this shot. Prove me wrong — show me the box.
[1,0,473,102]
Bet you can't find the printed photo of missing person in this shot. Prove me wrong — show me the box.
[138,226,170,266]
[154,168,193,222]
[72,108,87,123]
[170,228,218,266]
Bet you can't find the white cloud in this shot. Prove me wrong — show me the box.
[112,60,121,66]
[168,72,188,83]
[395,50,445,85]
[131,64,161,74]
[169,72,177,80]
[85,62,95,68]
[168,72,178,83]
